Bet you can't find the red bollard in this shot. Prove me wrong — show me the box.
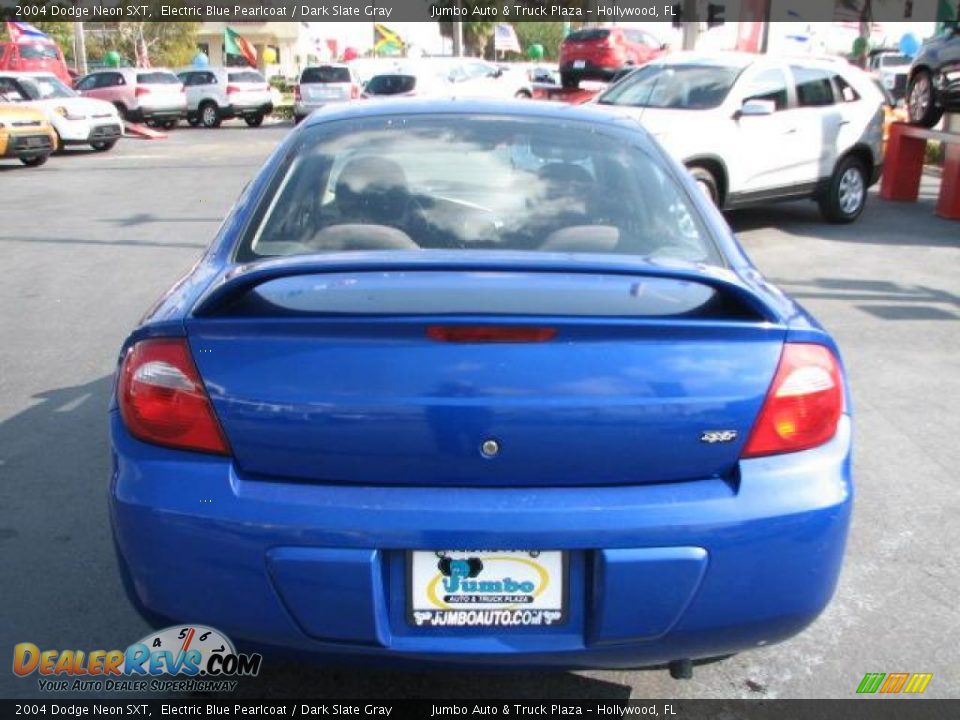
[936,141,960,220]
[880,123,926,202]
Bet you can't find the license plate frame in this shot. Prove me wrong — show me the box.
[573,60,586,69]
[407,550,567,629]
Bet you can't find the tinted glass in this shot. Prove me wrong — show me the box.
[301,66,351,84]
[0,77,25,100]
[743,68,788,110]
[242,115,719,266]
[792,66,834,107]
[365,74,417,95]
[18,45,58,60]
[599,64,741,110]
[18,76,74,100]
[566,29,610,42]
[136,72,180,85]
[228,71,264,83]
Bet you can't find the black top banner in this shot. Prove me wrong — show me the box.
[2,699,960,720]
[0,0,958,23]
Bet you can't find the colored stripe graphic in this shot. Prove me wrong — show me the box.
[857,673,885,693]
[880,673,910,693]
[903,673,933,694]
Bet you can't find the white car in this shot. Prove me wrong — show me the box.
[442,59,533,99]
[595,52,885,223]
[176,66,274,128]
[0,71,123,151]
[362,65,451,99]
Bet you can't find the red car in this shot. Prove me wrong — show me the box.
[560,27,666,88]
[0,40,72,86]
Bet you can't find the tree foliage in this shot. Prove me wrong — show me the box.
[82,22,200,67]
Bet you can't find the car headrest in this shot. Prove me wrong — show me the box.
[335,156,410,223]
[309,223,419,251]
[540,225,620,253]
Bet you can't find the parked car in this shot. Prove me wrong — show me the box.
[867,49,911,103]
[433,59,533,99]
[74,68,186,128]
[0,71,122,152]
[111,98,852,674]
[906,22,960,127]
[362,66,450,99]
[560,26,667,89]
[177,66,274,128]
[294,64,361,124]
[0,99,55,166]
[0,39,72,86]
[595,52,885,223]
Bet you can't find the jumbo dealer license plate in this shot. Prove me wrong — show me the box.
[408,550,566,628]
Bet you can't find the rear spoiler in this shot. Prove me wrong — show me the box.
[191,251,785,324]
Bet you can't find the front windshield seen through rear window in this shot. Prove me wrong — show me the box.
[242,115,720,266]
[20,76,74,100]
[599,64,741,109]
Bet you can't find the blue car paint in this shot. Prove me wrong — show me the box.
[109,100,852,668]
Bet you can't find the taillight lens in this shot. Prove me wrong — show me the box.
[118,338,229,455]
[226,84,240,94]
[134,86,150,97]
[742,343,844,458]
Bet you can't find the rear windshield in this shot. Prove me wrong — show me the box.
[566,29,610,42]
[241,115,720,266]
[599,64,741,110]
[227,71,264,83]
[365,74,416,95]
[136,72,179,84]
[18,44,59,60]
[301,66,351,84]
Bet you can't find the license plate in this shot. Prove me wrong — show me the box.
[573,60,586,69]
[408,550,566,628]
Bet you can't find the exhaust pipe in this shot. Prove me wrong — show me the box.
[669,659,693,680]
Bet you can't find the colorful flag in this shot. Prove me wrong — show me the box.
[373,23,405,54]
[6,21,50,43]
[224,26,257,67]
[494,24,521,54]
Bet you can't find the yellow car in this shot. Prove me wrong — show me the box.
[0,101,56,166]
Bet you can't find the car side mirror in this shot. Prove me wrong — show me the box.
[737,99,776,118]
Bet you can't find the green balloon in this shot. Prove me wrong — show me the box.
[527,44,544,60]
[851,37,870,56]
[104,50,121,67]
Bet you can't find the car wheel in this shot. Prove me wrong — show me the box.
[244,113,265,127]
[514,90,532,99]
[21,154,48,167]
[818,156,867,224]
[688,166,719,206]
[90,139,117,152]
[114,103,130,122]
[560,72,579,89]
[161,119,178,130]
[906,70,943,128]
[200,102,221,128]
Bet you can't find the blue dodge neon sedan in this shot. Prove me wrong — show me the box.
[109,100,852,675]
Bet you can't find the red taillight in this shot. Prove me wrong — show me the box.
[294,84,301,101]
[742,343,844,458]
[226,84,240,94]
[134,86,150,97]
[118,338,229,455]
[426,326,556,343]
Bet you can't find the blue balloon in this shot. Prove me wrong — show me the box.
[899,32,920,58]
[192,52,209,67]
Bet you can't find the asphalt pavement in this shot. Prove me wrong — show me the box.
[1,122,957,700]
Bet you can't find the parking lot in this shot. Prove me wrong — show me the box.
[1,123,957,700]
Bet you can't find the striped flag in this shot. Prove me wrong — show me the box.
[224,26,257,67]
[6,21,50,43]
[494,24,521,54]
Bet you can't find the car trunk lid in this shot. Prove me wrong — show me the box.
[186,258,785,487]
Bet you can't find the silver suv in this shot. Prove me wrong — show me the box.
[294,64,360,123]
[177,66,273,128]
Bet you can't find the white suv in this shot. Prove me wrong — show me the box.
[177,66,273,128]
[596,53,885,223]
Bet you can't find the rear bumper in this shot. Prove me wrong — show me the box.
[109,413,853,669]
[223,102,273,118]
[136,103,186,121]
[560,60,621,80]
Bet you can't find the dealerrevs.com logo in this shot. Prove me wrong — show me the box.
[13,625,262,693]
